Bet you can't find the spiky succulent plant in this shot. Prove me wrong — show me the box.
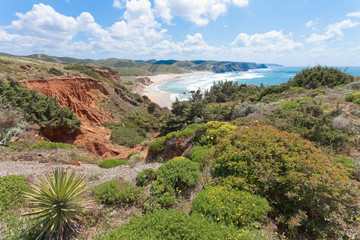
[23,168,88,240]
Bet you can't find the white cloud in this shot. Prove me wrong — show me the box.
[113,0,123,9]
[154,0,249,26]
[306,19,359,43]
[305,20,314,28]
[231,30,303,52]
[347,11,360,18]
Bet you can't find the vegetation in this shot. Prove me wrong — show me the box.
[290,65,354,88]
[191,186,271,228]
[92,180,142,206]
[98,158,128,168]
[110,126,146,147]
[155,157,202,191]
[29,141,75,150]
[0,79,80,131]
[23,169,88,239]
[0,175,27,210]
[96,209,266,240]
[212,125,360,238]
[136,168,155,186]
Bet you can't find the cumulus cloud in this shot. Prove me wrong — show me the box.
[347,11,360,18]
[231,30,303,52]
[154,0,249,26]
[113,0,123,9]
[306,19,358,44]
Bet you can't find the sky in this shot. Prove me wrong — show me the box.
[0,0,360,66]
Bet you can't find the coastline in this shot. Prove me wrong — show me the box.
[134,71,211,109]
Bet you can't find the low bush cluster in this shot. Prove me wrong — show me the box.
[136,168,155,186]
[0,175,27,209]
[110,126,146,147]
[282,98,316,110]
[92,180,142,206]
[97,209,266,240]
[212,125,360,238]
[98,158,128,168]
[191,186,271,228]
[29,141,74,150]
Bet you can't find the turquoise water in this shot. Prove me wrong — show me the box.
[157,66,360,101]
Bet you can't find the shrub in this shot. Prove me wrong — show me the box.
[92,180,141,206]
[96,209,261,240]
[149,136,167,153]
[0,175,27,209]
[155,157,201,191]
[291,65,354,89]
[350,81,360,90]
[212,125,360,238]
[234,102,259,118]
[189,145,210,168]
[332,115,351,131]
[311,89,325,97]
[29,141,74,150]
[98,158,128,168]
[283,98,316,110]
[136,168,155,186]
[191,186,271,228]
[354,98,360,105]
[290,87,306,93]
[0,80,80,131]
[23,169,88,239]
[345,92,360,102]
[48,67,63,76]
[110,126,146,147]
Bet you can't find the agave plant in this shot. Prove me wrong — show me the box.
[23,168,88,240]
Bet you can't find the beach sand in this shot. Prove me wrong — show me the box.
[135,71,211,109]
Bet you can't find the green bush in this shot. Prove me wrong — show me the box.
[29,141,74,150]
[98,158,128,168]
[291,65,354,89]
[0,175,27,209]
[92,180,142,206]
[212,125,360,238]
[354,99,360,105]
[155,157,201,191]
[110,126,146,147]
[191,186,271,227]
[282,98,316,110]
[311,89,325,97]
[0,80,80,131]
[48,67,63,76]
[97,209,265,240]
[189,145,210,168]
[136,168,155,186]
[150,137,167,153]
[345,93,360,102]
[290,87,306,93]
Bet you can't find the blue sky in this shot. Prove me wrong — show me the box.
[0,0,359,66]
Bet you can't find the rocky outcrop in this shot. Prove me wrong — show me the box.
[91,68,122,85]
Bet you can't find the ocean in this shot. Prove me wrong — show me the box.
[156,66,360,101]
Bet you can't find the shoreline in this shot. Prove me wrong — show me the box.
[134,71,211,109]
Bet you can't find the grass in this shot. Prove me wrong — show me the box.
[29,141,75,150]
[98,158,128,168]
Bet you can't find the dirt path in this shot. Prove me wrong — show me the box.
[0,160,161,187]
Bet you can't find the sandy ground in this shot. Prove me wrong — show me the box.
[0,160,161,188]
[135,71,211,109]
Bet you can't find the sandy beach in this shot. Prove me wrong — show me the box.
[135,71,211,109]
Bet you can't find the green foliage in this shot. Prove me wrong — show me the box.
[96,209,255,240]
[233,102,259,118]
[150,136,167,153]
[0,80,80,130]
[0,209,37,240]
[155,157,201,191]
[92,180,142,206]
[290,87,306,93]
[110,126,146,147]
[290,65,354,89]
[259,83,290,101]
[47,67,63,76]
[204,80,239,103]
[29,141,74,150]
[354,98,360,105]
[136,168,155,186]
[311,89,325,97]
[191,186,271,228]
[0,175,27,210]
[282,98,316,110]
[212,125,360,238]
[23,169,88,239]
[98,158,128,168]
[269,105,350,151]
[345,92,360,102]
[189,145,210,168]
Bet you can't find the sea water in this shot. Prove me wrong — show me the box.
[157,66,360,101]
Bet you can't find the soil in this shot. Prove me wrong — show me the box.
[0,160,161,188]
